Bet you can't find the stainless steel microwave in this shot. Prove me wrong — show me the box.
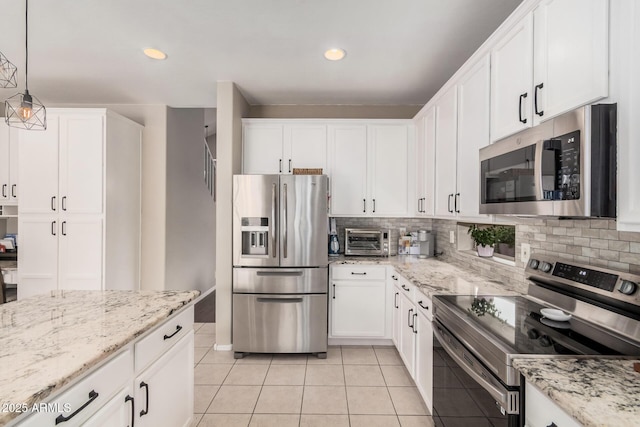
[479,104,616,217]
[344,228,390,256]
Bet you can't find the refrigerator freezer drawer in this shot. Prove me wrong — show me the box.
[233,267,328,294]
[233,293,328,354]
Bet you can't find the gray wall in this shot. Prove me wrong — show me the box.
[165,108,216,293]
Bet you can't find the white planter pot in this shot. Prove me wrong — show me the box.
[476,244,494,258]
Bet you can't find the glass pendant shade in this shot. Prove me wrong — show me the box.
[5,89,47,130]
[0,52,18,88]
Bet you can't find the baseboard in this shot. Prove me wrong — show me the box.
[328,338,394,346]
[213,343,233,351]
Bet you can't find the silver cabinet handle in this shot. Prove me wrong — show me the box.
[61,221,67,236]
[394,292,399,309]
[363,198,366,213]
[51,221,57,236]
[447,194,453,213]
[62,196,67,211]
[535,83,544,117]
[333,284,336,300]
[391,275,398,281]
[283,183,288,258]
[288,159,292,173]
[454,193,460,213]
[271,183,277,258]
[51,196,57,211]
[413,313,418,334]
[279,159,282,173]
[408,308,414,328]
[11,184,16,198]
[401,284,410,291]
[373,199,376,213]
[418,301,429,310]
[1,184,6,198]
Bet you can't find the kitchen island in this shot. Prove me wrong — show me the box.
[0,289,199,426]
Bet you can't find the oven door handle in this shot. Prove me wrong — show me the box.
[433,325,516,414]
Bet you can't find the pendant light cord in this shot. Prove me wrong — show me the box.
[24,0,29,92]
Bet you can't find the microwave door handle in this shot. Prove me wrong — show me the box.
[534,140,545,201]
[271,183,277,258]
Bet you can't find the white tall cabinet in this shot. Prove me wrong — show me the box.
[0,122,19,205]
[433,86,458,218]
[17,109,142,299]
[414,108,436,216]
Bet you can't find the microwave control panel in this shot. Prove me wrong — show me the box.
[542,130,581,201]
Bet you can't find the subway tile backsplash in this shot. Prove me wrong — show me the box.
[334,216,640,295]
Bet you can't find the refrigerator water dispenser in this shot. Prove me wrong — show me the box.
[241,217,269,256]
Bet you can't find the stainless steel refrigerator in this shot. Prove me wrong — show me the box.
[232,174,328,358]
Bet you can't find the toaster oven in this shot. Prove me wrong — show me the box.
[344,228,390,256]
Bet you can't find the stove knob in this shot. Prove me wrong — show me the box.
[540,262,553,273]
[527,328,540,339]
[529,259,540,270]
[619,280,638,296]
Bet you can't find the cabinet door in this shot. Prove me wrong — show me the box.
[331,279,386,337]
[284,125,327,174]
[391,283,401,347]
[83,386,134,427]
[58,217,103,291]
[243,124,284,174]
[423,108,436,216]
[533,0,608,125]
[0,122,9,203]
[18,115,60,214]
[525,382,582,427]
[368,124,410,216]
[457,55,491,220]
[59,114,104,214]
[490,13,534,141]
[17,216,59,299]
[135,331,194,427]
[9,130,19,203]
[398,293,416,376]
[415,312,434,413]
[328,125,368,216]
[433,86,458,217]
[414,116,426,216]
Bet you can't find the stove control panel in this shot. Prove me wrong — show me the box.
[527,256,640,304]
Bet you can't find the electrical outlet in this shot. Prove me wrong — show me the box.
[521,243,531,263]
[449,230,455,244]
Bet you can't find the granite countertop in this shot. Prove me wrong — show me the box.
[0,290,199,425]
[514,358,640,427]
[331,255,521,297]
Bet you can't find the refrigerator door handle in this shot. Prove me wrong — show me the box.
[283,183,288,258]
[271,183,277,258]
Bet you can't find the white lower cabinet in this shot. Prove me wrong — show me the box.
[83,386,134,427]
[329,265,388,339]
[135,331,194,427]
[525,381,582,427]
[17,307,194,427]
[414,297,434,413]
[398,291,417,376]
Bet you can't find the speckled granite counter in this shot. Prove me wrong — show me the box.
[0,290,199,425]
[331,255,521,297]
[513,358,640,427]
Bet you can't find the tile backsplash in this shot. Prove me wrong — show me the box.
[334,216,640,295]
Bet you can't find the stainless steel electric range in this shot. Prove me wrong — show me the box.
[432,255,640,427]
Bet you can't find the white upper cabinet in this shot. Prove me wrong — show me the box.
[284,124,328,174]
[242,123,284,174]
[490,13,534,142]
[242,120,328,175]
[434,86,458,217]
[414,108,435,217]
[328,124,368,216]
[456,55,491,219]
[368,124,410,216]
[491,0,609,142]
[0,122,19,204]
[532,0,609,125]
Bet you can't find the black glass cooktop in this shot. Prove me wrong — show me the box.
[436,295,640,356]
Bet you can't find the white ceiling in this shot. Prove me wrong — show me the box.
[0,0,522,108]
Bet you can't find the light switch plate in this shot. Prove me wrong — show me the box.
[521,243,531,263]
[449,230,455,244]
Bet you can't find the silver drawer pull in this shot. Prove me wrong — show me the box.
[418,301,429,310]
[256,270,303,277]
[257,297,303,303]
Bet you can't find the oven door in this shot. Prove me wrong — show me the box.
[433,320,522,427]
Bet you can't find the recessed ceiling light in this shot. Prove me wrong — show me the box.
[324,48,346,61]
[143,48,167,60]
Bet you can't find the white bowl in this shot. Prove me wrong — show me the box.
[540,308,572,322]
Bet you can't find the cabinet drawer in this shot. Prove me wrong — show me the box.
[135,305,194,373]
[20,349,133,427]
[395,274,415,300]
[415,292,433,322]
[331,265,386,281]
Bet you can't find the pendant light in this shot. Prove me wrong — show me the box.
[0,51,17,88]
[5,0,46,130]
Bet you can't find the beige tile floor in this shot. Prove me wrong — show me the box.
[192,323,435,427]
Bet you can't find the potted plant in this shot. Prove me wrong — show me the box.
[467,224,497,257]
[494,226,516,258]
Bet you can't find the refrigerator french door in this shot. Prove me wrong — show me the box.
[232,174,328,357]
